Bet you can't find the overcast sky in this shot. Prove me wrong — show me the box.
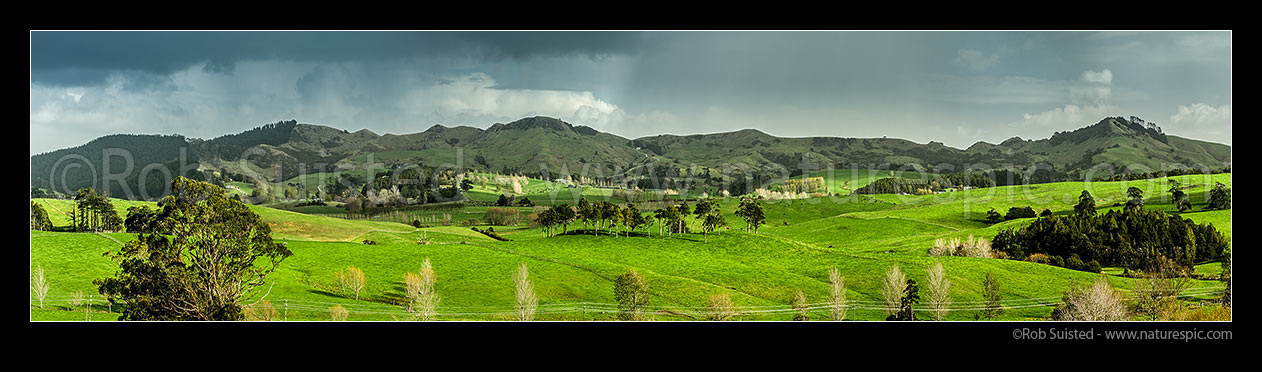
[29,31,1232,155]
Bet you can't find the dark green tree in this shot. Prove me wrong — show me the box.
[30,201,52,231]
[1125,187,1145,210]
[735,197,766,233]
[94,177,293,320]
[460,179,474,192]
[1074,190,1096,216]
[1206,182,1231,210]
[986,208,1002,223]
[887,279,920,321]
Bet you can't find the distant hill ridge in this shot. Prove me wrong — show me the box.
[31,116,1231,199]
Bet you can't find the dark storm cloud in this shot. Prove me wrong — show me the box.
[30,31,648,86]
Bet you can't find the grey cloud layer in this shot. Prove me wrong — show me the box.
[30,31,1231,155]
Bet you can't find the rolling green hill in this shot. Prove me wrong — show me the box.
[30,173,1230,321]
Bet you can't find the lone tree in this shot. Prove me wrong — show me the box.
[1168,179,1194,211]
[1125,187,1145,210]
[94,177,293,321]
[980,272,1003,320]
[1074,190,1096,216]
[827,267,847,321]
[31,265,50,309]
[614,269,651,321]
[791,289,810,321]
[514,262,537,321]
[1206,182,1231,210]
[985,208,1002,223]
[925,262,951,321]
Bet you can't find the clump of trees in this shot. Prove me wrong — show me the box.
[72,188,124,232]
[336,266,367,300]
[123,206,165,233]
[1050,276,1130,321]
[929,235,992,258]
[734,197,766,234]
[993,194,1227,272]
[776,177,826,194]
[30,201,52,231]
[485,207,524,226]
[94,177,293,320]
[694,198,727,242]
[1004,206,1037,220]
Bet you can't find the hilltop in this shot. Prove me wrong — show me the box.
[30,116,1231,199]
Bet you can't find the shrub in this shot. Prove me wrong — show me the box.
[329,305,349,321]
[362,240,378,245]
[244,299,279,321]
[461,218,481,227]
[707,293,736,321]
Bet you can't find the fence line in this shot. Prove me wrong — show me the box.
[31,286,1225,320]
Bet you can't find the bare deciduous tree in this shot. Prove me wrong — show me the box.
[707,293,736,321]
[1051,276,1130,321]
[403,272,421,312]
[880,264,907,318]
[346,266,366,300]
[31,265,49,309]
[827,267,847,321]
[1131,271,1191,321]
[329,304,349,321]
[925,262,951,321]
[791,289,810,321]
[414,259,440,321]
[68,290,85,311]
[514,262,537,321]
